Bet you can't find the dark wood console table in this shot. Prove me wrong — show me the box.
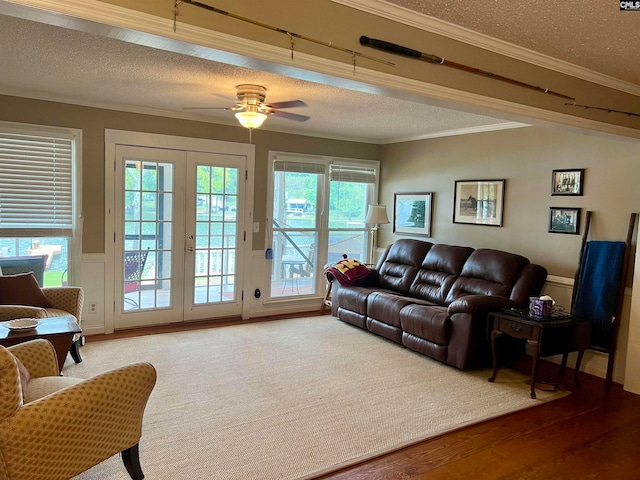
[488,309,592,398]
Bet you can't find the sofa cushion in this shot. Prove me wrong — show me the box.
[400,303,450,346]
[0,273,53,308]
[409,244,474,303]
[333,285,372,316]
[367,291,414,328]
[445,249,530,304]
[378,239,433,294]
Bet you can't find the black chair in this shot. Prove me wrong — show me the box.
[124,249,150,308]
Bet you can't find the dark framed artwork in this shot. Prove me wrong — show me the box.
[393,192,433,237]
[552,168,584,196]
[549,207,581,234]
[453,179,505,226]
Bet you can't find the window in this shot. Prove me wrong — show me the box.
[268,152,378,299]
[0,122,79,286]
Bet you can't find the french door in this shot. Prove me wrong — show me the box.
[113,145,246,329]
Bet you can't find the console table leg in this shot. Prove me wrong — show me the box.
[574,349,585,387]
[529,339,540,399]
[559,352,568,374]
[488,330,502,383]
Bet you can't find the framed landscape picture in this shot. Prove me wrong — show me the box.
[393,192,433,237]
[552,168,584,196]
[453,179,505,227]
[549,207,581,234]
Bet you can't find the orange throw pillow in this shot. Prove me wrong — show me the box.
[0,272,53,307]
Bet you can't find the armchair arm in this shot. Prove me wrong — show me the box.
[0,305,47,321]
[448,295,518,316]
[0,362,157,480]
[42,286,84,322]
[8,339,59,378]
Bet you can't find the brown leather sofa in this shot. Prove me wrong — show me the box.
[330,239,547,370]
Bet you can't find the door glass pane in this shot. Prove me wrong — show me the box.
[123,161,173,311]
[194,165,239,305]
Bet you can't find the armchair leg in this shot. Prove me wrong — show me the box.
[122,444,145,480]
[69,339,83,363]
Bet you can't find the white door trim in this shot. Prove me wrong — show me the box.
[104,129,255,333]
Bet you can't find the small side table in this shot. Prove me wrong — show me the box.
[0,316,81,373]
[488,309,592,399]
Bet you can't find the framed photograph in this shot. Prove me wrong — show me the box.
[453,179,505,226]
[549,207,581,234]
[393,192,433,237]
[552,168,584,196]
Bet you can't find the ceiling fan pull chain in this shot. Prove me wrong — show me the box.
[352,53,357,75]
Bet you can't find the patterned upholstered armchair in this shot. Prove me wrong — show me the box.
[0,339,156,480]
[0,276,84,363]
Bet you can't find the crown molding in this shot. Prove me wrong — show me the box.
[332,0,640,97]
[386,122,530,144]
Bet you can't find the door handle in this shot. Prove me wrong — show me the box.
[186,246,194,253]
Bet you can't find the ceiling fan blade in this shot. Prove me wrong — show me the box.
[271,110,310,122]
[183,106,230,111]
[182,106,240,111]
[266,100,307,109]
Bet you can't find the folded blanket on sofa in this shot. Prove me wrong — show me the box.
[325,258,373,286]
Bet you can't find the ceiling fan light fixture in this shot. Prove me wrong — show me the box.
[235,111,267,129]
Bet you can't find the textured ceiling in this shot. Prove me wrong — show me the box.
[387,0,640,86]
[1,1,638,142]
[0,13,517,143]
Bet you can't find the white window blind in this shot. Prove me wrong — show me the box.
[329,164,376,183]
[0,129,74,237]
[274,160,325,175]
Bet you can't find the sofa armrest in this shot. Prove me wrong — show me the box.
[0,362,157,479]
[8,339,59,378]
[0,306,48,321]
[42,287,84,323]
[447,295,518,316]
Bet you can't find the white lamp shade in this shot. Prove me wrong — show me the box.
[365,204,390,225]
[235,111,267,129]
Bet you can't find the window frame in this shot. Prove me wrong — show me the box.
[266,151,379,301]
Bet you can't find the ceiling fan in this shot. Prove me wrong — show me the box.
[184,84,309,129]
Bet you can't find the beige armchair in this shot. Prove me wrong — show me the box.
[0,285,84,362]
[0,339,156,480]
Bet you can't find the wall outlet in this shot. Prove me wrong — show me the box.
[253,222,260,233]
[89,302,97,314]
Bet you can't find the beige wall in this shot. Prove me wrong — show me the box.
[0,94,380,253]
[379,126,640,278]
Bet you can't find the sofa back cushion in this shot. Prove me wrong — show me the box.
[409,244,474,304]
[445,249,530,304]
[377,239,433,294]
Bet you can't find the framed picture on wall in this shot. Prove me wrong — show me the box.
[453,179,505,226]
[552,168,584,196]
[549,207,581,234]
[393,192,433,237]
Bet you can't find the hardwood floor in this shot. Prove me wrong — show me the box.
[319,356,640,479]
[86,314,640,479]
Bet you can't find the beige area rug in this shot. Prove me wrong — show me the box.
[66,316,568,479]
